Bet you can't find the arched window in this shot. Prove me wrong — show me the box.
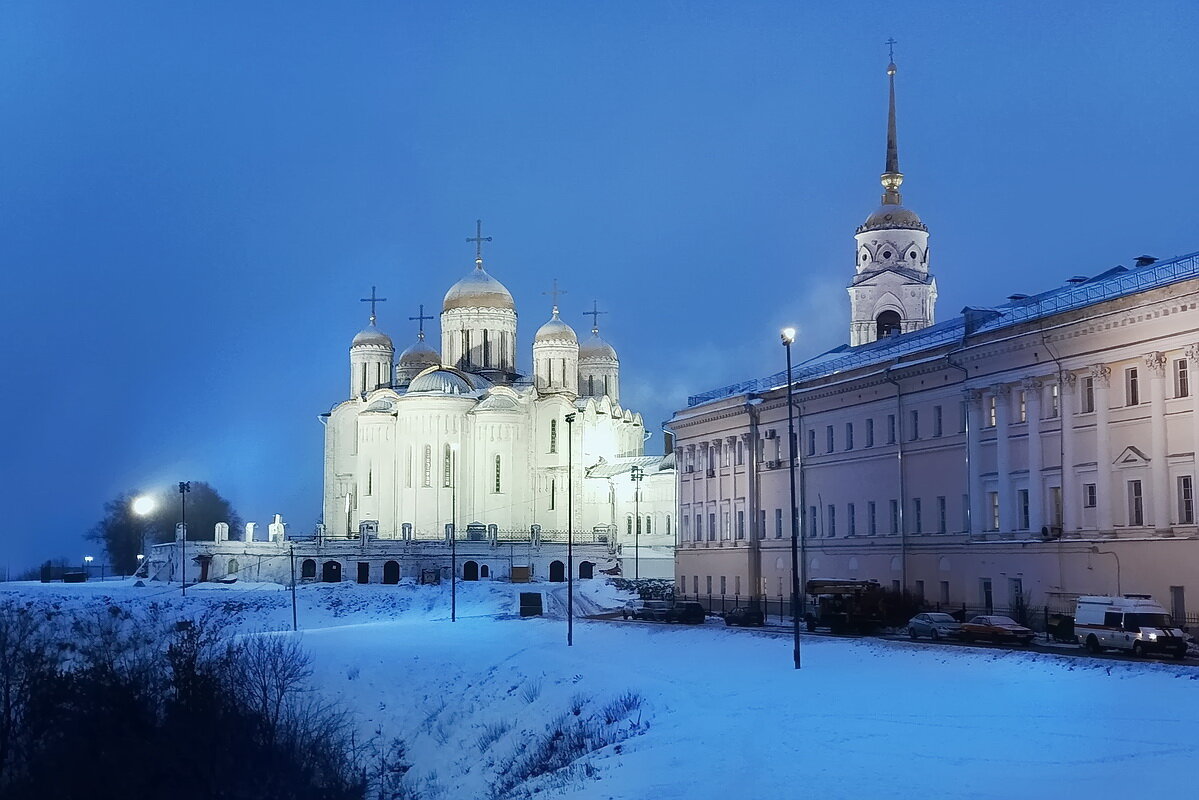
[443,444,452,487]
[227,559,239,575]
[666,515,672,536]
[423,446,432,487]
[301,559,316,579]
[636,515,642,535]
[645,517,652,536]
[549,419,558,453]
[876,310,902,338]
[494,455,502,493]
[587,375,595,395]
[627,516,633,535]
[549,479,556,510]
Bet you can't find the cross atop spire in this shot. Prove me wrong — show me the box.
[409,303,434,340]
[360,286,387,325]
[583,300,607,334]
[543,278,566,315]
[880,40,904,206]
[466,219,492,264]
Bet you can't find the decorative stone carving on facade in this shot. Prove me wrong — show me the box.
[1185,343,1199,364]
[994,383,1012,397]
[1020,377,1042,392]
[1143,351,1167,376]
[1088,363,1111,386]
[1062,371,1078,387]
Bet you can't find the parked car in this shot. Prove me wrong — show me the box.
[961,615,1035,645]
[907,612,962,640]
[667,602,708,624]
[625,600,672,621]
[1073,595,1188,659]
[722,607,765,627]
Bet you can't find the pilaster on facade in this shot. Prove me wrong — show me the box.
[1144,351,1170,532]
[1090,363,1114,534]
[1022,377,1045,535]
[963,388,985,537]
[1061,371,1079,535]
[993,383,1013,536]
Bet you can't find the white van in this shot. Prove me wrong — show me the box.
[1074,595,1188,659]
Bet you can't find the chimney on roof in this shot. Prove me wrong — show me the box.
[1135,255,1158,267]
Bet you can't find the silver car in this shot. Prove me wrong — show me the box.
[908,612,963,640]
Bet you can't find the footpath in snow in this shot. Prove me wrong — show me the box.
[4,578,1198,799]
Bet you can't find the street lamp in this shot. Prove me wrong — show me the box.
[83,554,94,580]
[450,443,458,623]
[565,412,576,647]
[132,495,156,576]
[178,481,191,596]
[1090,546,1122,595]
[781,326,802,670]
[630,465,644,580]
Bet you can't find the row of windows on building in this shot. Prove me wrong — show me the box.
[683,359,1195,471]
[681,496,960,541]
[624,514,672,537]
[365,447,505,494]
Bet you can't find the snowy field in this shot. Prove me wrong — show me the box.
[4,578,1198,799]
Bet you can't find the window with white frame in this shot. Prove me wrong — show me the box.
[809,506,817,537]
[807,429,815,456]
[1125,367,1140,406]
[1082,376,1095,413]
[422,446,432,487]
[910,410,920,440]
[848,503,856,536]
[494,455,502,493]
[1017,489,1030,530]
[1128,480,1144,526]
[1175,358,1190,398]
[1083,483,1097,508]
[937,496,947,533]
[708,513,716,541]
[736,510,745,540]
[827,505,836,537]
[1179,476,1195,524]
[826,425,834,453]
[868,501,877,535]
[866,418,875,447]
[1018,390,1027,423]
[913,498,922,534]
[683,515,691,541]
[890,499,899,535]
[845,422,854,450]
[775,508,783,538]
[933,405,943,437]
[988,491,999,531]
[1048,382,1060,418]
[987,396,997,427]
[888,414,897,443]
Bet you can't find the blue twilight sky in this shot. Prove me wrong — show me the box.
[2,2,1197,571]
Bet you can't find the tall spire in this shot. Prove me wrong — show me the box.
[881,39,904,206]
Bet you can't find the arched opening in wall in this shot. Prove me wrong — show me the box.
[322,561,342,583]
[579,561,595,579]
[549,560,565,582]
[383,560,400,584]
[876,310,901,338]
[301,559,316,579]
[463,560,479,581]
[227,559,239,575]
[480,564,490,578]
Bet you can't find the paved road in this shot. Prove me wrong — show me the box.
[590,612,1199,666]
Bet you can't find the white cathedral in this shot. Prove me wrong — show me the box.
[310,233,676,582]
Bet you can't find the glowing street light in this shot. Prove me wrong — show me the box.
[132,495,156,516]
[781,326,802,670]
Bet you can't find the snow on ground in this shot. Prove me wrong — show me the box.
[4,579,1198,799]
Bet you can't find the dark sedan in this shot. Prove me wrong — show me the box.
[961,615,1035,645]
[722,607,765,627]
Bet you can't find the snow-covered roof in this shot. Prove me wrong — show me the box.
[687,249,1199,407]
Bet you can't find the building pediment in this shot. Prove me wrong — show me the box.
[1113,445,1150,466]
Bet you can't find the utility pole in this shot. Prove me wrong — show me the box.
[630,465,644,580]
[290,543,298,631]
[781,329,802,669]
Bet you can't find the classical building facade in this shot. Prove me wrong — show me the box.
[146,232,675,586]
[669,60,1197,622]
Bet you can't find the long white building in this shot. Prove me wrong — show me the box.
[668,58,1197,624]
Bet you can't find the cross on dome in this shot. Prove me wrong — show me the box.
[543,278,567,315]
[583,300,607,334]
[466,219,492,265]
[409,303,434,341]
[360,285,387,325]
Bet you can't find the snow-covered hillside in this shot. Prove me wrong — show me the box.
[4,579,1197,799]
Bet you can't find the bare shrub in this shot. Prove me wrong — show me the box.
[476,720,511,752]
[519,677,542,704]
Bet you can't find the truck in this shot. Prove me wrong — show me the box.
[804,579,885,635]
[1074,594,1188,659]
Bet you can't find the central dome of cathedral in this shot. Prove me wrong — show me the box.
[443,260,515,312]
[407,368,474,395]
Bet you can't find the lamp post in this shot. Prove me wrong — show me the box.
[781,327,802,670]
[132,495,156,577]
[630,465,644,580]
[451,443,458,623]
[1090,546,1122,595]
[83,555,94,581]
[178,481,191,596]
[565,412,576,647]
